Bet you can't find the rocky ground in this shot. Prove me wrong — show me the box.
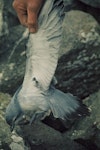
[0,0,100,150]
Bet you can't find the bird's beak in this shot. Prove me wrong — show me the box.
[10,123,15,132]
[10,116,17,132]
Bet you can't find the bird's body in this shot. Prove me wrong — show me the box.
[6,0,89,129]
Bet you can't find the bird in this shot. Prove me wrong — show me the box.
[5,0,89,131]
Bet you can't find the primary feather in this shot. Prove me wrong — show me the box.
[6,0,89,128]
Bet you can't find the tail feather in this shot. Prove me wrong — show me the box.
[47,87,89,121]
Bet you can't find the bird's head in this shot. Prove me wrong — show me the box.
[5,95,29,131]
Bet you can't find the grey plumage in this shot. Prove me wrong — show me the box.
[5,0,89,130]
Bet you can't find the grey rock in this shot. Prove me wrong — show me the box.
[56,10,100,98]
[4,0,16,16]
[63,0,75,7]
[61,10,100,55]
[0,25,27,94]
[11,134,24,143]
[67,89,100,136]
[0,93,12,149]
[66,89,100,148]
[63,0,80,12]
[0,0,19,37]
[0,0,5,36]
[3,0,19,28]
[10,143,26,150]
[79,0,100,8]
[10,131,29,150]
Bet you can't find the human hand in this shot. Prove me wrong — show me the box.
[13,0,44,33]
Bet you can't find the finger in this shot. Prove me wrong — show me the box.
[27,0,44,33]
[13,0,28,26]
[27,8,38,33]
[17,13,28,27]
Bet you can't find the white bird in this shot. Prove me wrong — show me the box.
[6,0,89,130]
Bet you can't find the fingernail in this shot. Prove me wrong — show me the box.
[29,28,37,33]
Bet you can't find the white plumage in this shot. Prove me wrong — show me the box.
[22,0,64,92]
[6,0,89,128]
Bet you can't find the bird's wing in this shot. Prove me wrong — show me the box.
[21,0,64,93]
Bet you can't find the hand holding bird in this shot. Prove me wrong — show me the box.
[13,0,44,33]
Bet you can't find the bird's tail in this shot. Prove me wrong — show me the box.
[47,87,89,121]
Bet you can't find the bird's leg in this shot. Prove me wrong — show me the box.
[29,114,36,125]
[13,114,29,127]
[29,111,47,125]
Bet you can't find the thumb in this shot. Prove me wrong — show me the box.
[27,8,38,33]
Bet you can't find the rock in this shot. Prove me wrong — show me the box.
[0,0,5,36]
[0,93,12,149]
[0,25,27,94]
[66,90,100,150]
[66,90,100,146]
[0,1,25,94]
[63,0,84,12]
[56,10,100,98]
[4,0,16,16]
[61,10,100,55]
[10,143,25,150]
[63,0,75,11]
[19,121,87,150]
[63,1,100,29]
[10,131,29,150]
[3,0,19,29]
[0,0,19,36]
[79,0,100,8]
[11,134,23,143]
[0,92,29,150]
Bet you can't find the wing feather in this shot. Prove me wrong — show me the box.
[21,0,64,93]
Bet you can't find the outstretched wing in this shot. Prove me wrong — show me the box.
[22,0,64,93]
